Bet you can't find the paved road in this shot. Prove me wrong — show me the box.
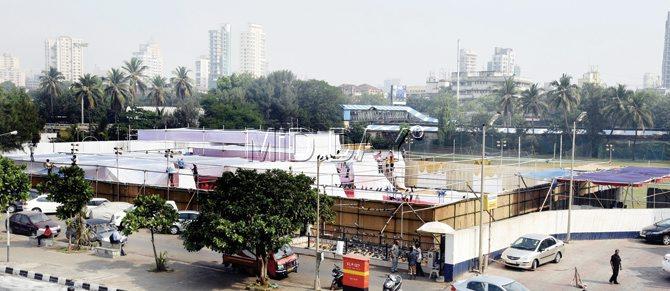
[0,273,71,290]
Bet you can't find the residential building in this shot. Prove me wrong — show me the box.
[24,74,40,91]
[643,73,661,89]
[132,41,163,78]
[459,49,478,73]
[338,84,383,96]
[383,79,402,93]
[449,70,533,100]
[44,36,88,82]
[0,53,25,87]
[578,67,604,87]
[487,47,518,76]
[240,23,267,77]
[208,23,232,87]
[663,12,670,88]
[406,76,449,99]
[195,56,210,92]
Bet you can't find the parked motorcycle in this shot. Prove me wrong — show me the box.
[383,273,403,291]
[330,264,344,290]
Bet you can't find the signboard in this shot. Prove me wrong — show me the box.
[343,254,369,291]
[485,193,497,210]
[390,85,406,105]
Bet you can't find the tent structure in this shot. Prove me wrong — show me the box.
[557,166,670,187]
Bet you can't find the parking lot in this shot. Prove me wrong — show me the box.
[476,238,670,290]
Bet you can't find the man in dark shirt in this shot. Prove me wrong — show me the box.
[609,249,622,284]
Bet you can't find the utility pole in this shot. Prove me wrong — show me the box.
[479,113,500,274]
[605,144,614,164]
[559,135,563,168]
[314,155,328,290]
[567,112,586,243]
[496,140,506,167]
[114,147,123,201]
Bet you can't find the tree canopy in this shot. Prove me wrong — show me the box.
[0,157,31,211]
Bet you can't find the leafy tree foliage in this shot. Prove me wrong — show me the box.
[0,87,43,150]
[122,194,179,272]
[0,157,31,212]
[182,168,333,285]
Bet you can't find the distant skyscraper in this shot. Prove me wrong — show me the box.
[578,67,603,87]
[459,49,478,74]
[45,36,87,82]
[240,23,267,77]
[0,53,25,87]
[644,73,661,89]
[132,41,163,78]
[663,12,670,88]
[195,56,210,92]
[487,47,518,76]
[208,23,232,87]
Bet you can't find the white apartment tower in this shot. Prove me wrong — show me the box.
[133,41,164,78]
[208,23,232,88]
[0,53,25,87]
[195,56,210,92]
[240,23,267,77]
[487,47,518,76]
[459,49,478,74]
[45,36,87,82]
[663,12,670,88]
[644,73,661,89]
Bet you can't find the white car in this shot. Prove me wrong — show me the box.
[23,194,62,214]
[88,202,134,228]
[86,198,110,211]
[663,254,670,273]
[451,275,529,291]
[501,234,565,270]
[169,210,199,235]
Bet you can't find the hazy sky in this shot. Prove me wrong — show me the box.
[2,0,669,88]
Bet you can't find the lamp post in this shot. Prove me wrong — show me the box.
[114,147,123,201]
[566,111,587,243]
[0,131,17,137]
[1,130,17,262]
[479,112,500,273]
[70,143,79,166]
[605,144,614,164]
[314,154,328,291]
[496,140,507,167]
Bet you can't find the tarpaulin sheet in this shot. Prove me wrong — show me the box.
[520,169,571,181]
[557,166,670,187]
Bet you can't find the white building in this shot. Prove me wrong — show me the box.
[663,12,670,89]
[458,49,478,74]
[240,23,267,77]
[643,73,661,89]
[208,23,232,87]
[450,71,533,100]
[0,53,25,87]
[578,67,604,87]
[195,56,210,92]
[45,36,87,82]
[132,41,163,78]
[487,47,518,76]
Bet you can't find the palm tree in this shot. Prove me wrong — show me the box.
[626,93,653,160]
[520,84,547,152]
[549,74,581,131]
[603,84,632,142]
[104,68,130,114]
[70,74,103,124]
[38,67,65,121]
[147,76,168,114]
[496,77,519,134]
[171,66,193,100]
[122,57,148,106]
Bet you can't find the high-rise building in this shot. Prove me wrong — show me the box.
[644,73,661,89]
[459,49,478,74]
[208,23,232,87]
[132,41,163,78]
[487,47,518,76]
[45,36,88,82]
[0,53,25,87]
[240,23,267,77]
[578,67,604,87]
[195,56,210,92]
[663,12,670,88]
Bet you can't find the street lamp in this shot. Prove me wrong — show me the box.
[566,111,586,243]
[479,112,500,273]
[605,144,614,164]
[114,147,123,201]
[496,140,507,167]
[70,143,79,166]
[0,131,18,137]
[3,130,18,262]
[314,154,327,290]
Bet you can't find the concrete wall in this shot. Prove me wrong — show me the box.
[443,208,670,281]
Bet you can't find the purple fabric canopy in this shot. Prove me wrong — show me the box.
[557,166,670,187]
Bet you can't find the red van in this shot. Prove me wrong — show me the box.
[222,245,299,278]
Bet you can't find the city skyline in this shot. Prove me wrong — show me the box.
[1,0,669,88]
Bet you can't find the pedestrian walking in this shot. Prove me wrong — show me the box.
[390,240,400,273]
[408,245,418,279]
[609,249,622,284]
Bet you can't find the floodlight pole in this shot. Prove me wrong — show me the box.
[566,112,586,243]
[479,113,499,273]
[6,208,10,262]
[314,156,324,290]
[114,147,123,201]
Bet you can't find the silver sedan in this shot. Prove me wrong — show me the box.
[501,234,565,270]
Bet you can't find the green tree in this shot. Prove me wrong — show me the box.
[548,74,581,131]
[123,57,148,105]
[38,166,94,250]
[520,83,547,152]
[171,66,193,100]
[496,77,519,133]
[578,84,608,157]
[603,84,632,142]
[0,157,31,215]
[199,95,263,129]
[147,76,168,113]
[295,79,344,130]
[0,88,43,150]
[71,74,103,124]
[104,68,130,112]
[182,169,333,285]
[626,92,654,160]
[38,67,65,121]
[122,194,178,272]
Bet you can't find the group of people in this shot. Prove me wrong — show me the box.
[166,158,200,187]
[389,240,424,280]
[374,150,395,174]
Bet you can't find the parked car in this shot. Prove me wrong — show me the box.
[5,189,41,213]
[450,275,529,291]
[501,234,565,271]
[640,218,670,245]
[8,211,61,237]
[222,244,298,279]
[86,198,110,212]
[169,210,199,235]
[66,218,126,244]
[23,194,62,214]
[88,202,134,228]
[663,254,670,273]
